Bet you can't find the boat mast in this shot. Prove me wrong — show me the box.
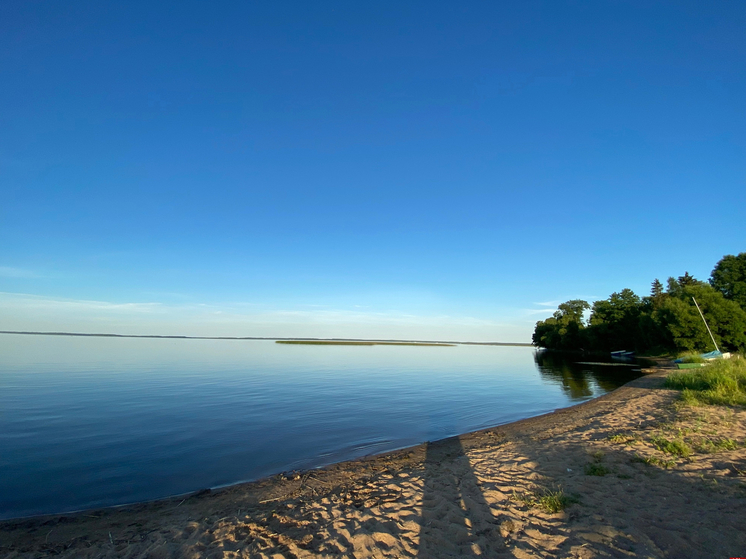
[692,297,720,353]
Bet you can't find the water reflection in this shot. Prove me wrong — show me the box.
[534,350,642,400]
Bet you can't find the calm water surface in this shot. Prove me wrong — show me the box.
[0,336,641,519]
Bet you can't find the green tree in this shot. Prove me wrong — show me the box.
[532,300,590,350]
[650,279,664,300]
[677,271,699,287]
[532,258,746,355]
[587,289,643,351]
[653,282,746,353]
[666,274,706,298]
[710,252,746,310]
[638,280,670,352]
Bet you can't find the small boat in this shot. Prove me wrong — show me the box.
[700,350,731,361]
[611,350,635,361]
[673,350,731,364]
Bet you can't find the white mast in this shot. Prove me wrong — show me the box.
[692,297,720,353]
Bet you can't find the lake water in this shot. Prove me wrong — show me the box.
[0,336,641,520]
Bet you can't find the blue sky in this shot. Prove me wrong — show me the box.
[1,1,744,341]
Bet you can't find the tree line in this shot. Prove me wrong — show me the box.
[532,252,746,354]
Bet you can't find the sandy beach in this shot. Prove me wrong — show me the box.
[2,368,745,559]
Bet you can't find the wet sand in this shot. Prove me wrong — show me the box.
[2,369,745,558]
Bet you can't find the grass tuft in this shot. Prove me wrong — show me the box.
[512,487,577,513]
[608,432,640,446]
[584,462,611,476]
[537,489,577,513]
[584,449,610,476]
[650,436,692,457]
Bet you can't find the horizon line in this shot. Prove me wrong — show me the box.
[0,330,534,347]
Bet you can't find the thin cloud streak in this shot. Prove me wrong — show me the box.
[0,292,162,313]
[0,267,42,279]
[532,300,561,307]
[522,308,556,316]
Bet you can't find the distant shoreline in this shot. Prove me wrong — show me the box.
[0,330,533,346]
[275,340,455,346]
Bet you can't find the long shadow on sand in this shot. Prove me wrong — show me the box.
[417,436,502,558]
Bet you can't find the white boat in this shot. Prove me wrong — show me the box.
[610,350,635,361]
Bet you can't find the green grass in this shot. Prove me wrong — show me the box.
[631,454,676,469]
[537,490,577,513]
[608,433,638,445]
[584,450,610,476]
[512,488,578,513]
[676,352,706,364]
[664,356,746,407]
[584,462,611,476]
[693,437,740,453]
[650,436,692,457]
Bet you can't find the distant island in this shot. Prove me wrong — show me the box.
[276,340,455,346]
[0,330,533,346]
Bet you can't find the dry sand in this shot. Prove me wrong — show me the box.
[2,369,745,558]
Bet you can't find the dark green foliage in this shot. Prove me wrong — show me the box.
[534,290,647,352]
[637,279,671,351]
[677,272,699,287]
[532,253,746,354]
[532,300,589,351]
[651,279,664,299]
[652,282,746,353]
[710,252,746,311]
[587,289,642,352]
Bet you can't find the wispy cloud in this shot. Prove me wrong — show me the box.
[0,292,162,313]
[522,308,556,316]
[0,266,42,279]
[533,300,560,307]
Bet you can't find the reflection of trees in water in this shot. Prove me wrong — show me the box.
[534,352,593,399]
[534,351,642,400]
